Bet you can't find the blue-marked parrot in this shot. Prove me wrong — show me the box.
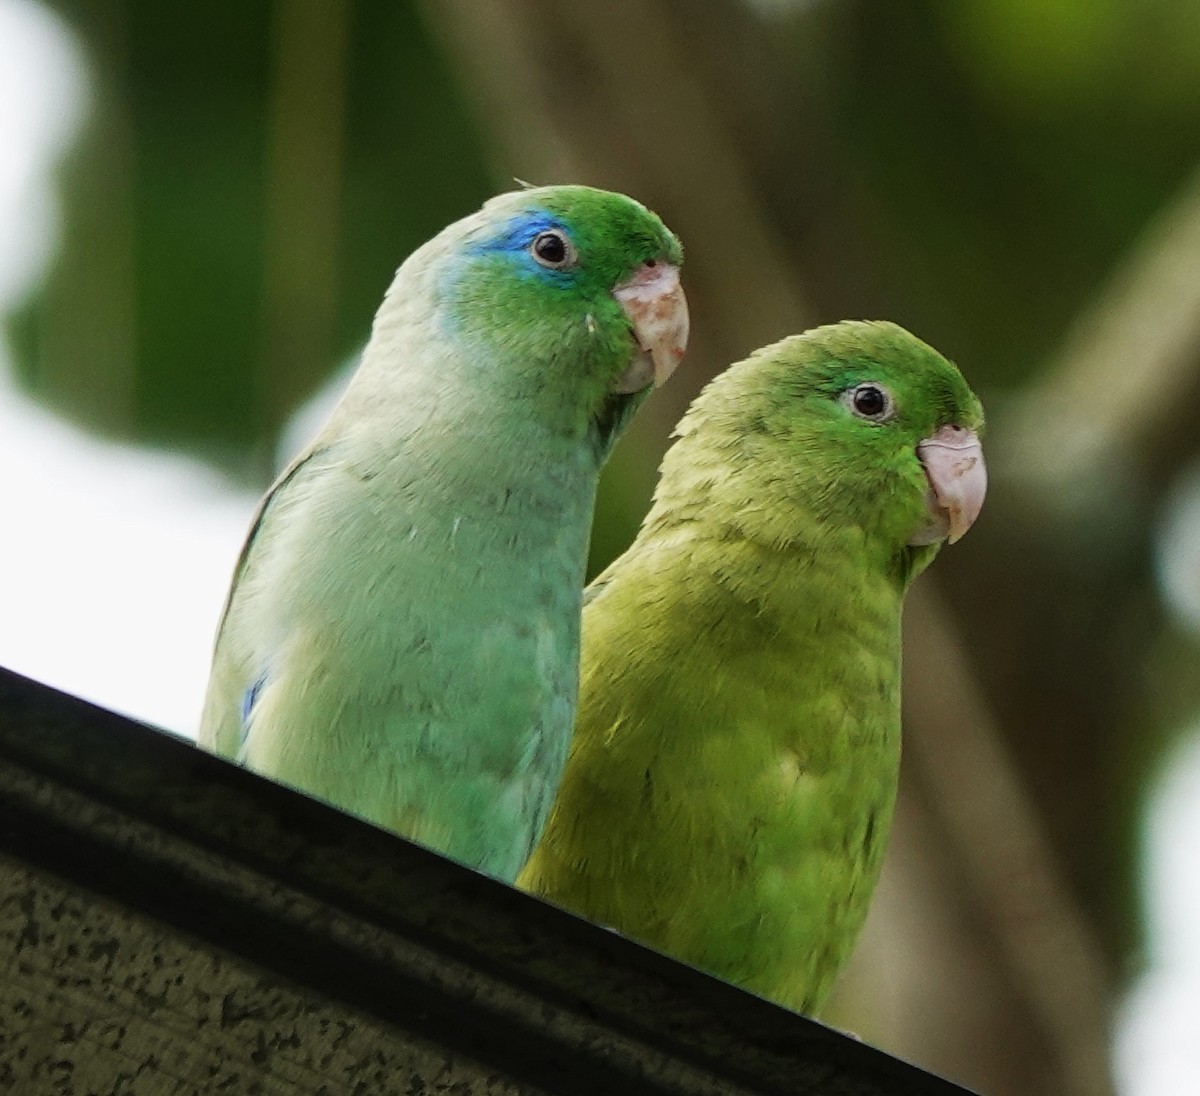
[199,185,688,881]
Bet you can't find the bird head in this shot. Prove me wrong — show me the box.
[661,320,985,583]
[433,185,688,456]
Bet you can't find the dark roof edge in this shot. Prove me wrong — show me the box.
[0,665,975,1095]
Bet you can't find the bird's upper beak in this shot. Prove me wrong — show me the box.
[910,425,987,545]
[610,261,690,394]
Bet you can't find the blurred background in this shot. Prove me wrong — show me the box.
[4,1,1200,1092]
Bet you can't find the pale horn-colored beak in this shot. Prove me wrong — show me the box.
[611,261,689,394]
[910,424,987,545]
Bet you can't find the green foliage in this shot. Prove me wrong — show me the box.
[11,0,493,465]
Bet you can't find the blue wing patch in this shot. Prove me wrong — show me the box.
[240,673,267,747]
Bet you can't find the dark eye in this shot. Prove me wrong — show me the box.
[844,383,893,421]
[531,229,575,268]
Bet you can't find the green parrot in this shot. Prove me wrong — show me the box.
[199,185,689,882]
[518,320,985,1012]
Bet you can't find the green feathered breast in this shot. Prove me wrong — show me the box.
[519,320,985,1012]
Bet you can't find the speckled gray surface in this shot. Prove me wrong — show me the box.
[0,666,975,1096]
[1,852,536,1096]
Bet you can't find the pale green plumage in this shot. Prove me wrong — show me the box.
[199,185,683,882]
[518,320,984,1012]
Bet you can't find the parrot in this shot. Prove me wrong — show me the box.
[518,320,986,1012]
[199,185,689,882]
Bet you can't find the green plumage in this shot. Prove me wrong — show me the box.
[199,186,683,882]
[518,320,985,1012]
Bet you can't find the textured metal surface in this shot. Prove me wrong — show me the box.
[0,666,975,1095]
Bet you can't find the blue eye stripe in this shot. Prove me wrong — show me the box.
[468,211,567,256]
[439,209,578,316]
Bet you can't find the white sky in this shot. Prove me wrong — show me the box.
[1115,465,1200,1094]
[0,0,1196,1088]
[0,0,257,734]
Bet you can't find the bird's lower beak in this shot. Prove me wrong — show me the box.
[910,425,987,545]
[611,261,689,394]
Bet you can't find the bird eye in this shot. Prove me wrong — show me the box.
[530,229,576,269]
[844,383,893,422]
